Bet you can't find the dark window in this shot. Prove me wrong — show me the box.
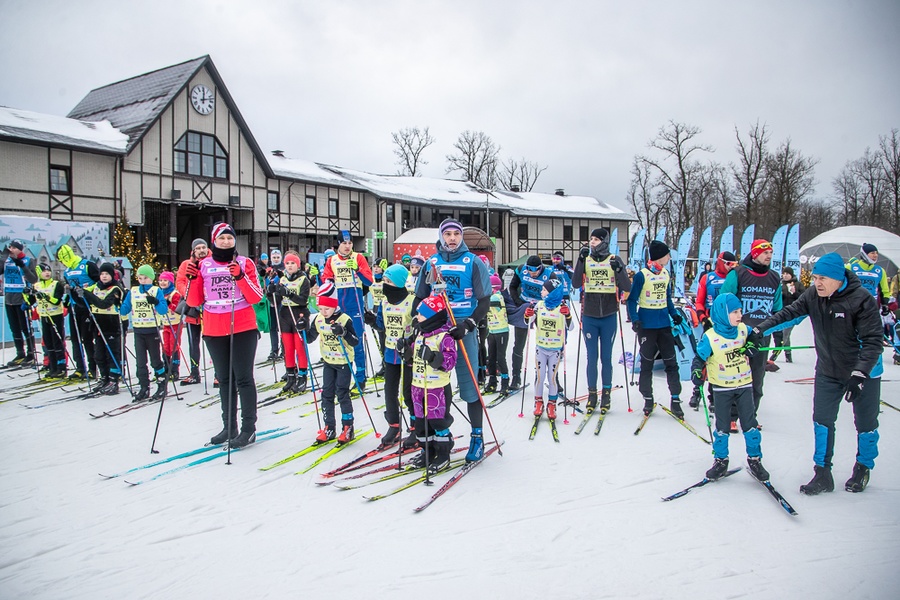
[563,224,573,240]
[306,196,316,214]
[267,191,279,212]
[174,131,227,179]
[386,203,395,222]
[328,198,338,217]
[518,222,529,240]
[580,226,589,241]
[50,166,70,193]
[350,200,359,220]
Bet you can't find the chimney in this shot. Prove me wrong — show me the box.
[555,188,565,196]
[510,184,521,192]
[271,150,284,157]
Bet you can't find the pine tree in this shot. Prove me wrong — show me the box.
[111,216,164,277]
[111,217,134,258]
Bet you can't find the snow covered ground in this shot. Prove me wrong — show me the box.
[1,309,898,599]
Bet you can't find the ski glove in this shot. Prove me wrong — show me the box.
[670,311,683,326]
[579,246,590,260]
[610,256,625,273]
[845,371,867,403]
[740,339,759,359]
[330,321,345,337]
[228,261,244,280]
[449,317,477,341]
[294,314,308,330]
[185,261,200,280]
[308,265,319,278]
[418,344,445,370]
[690,356,706,386]
[363,310,377,326]
[632,320,642,333]
[345,257,358,271]
[145,294,160,306]
[524,306,535,319]
[559,304,569,316]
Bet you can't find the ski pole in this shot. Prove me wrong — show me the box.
[363,324,382,398]
[570,299,583,415]
[699,384,714,455]
[617,304,633,412]
[300,327,322,430]
[270,291,283,383]
[759,345,814,351]
[422,341,431,486]
[225,277,237,465]
[65,293,90,379]
[518,322,532,418]
[77,289,134,397]
[629,329,638,387]
[336,330,380,437]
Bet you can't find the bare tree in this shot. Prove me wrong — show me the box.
[851,147,889,225]
[626,157,663,233]
[832,164,865,225]
[731,121,771,226]
[637,120,714,231]
[796,198,836,241]
[878,128,900,232]
[761,139,818,233]
[446,130,500,189]
[498,157,547,192]
[391,126,435,176]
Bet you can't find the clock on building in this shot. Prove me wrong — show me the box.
[190,84,215,115]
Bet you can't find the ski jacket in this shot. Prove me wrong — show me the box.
[573,253,630,319]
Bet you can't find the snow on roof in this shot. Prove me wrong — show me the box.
[492,190,633,219]
[268,154,366,190]
[394,228,441,244]
[0,106,129,153]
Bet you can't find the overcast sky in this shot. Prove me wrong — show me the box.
[2,0,898,214]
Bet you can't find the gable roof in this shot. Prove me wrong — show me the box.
[66,56,273,177]
[0,106,129,154]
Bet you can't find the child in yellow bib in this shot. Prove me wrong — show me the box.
[691,292,769,482]
[524,279,572,420]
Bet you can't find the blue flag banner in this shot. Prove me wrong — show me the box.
[674,227,694,298]
[655,227,667,243]
[770,224,789,275]
[630,228,646,272]
[740,224,755,259]
[785,224,800,273]
[610,228,619,257]
[719,225,734,257]
[690,226,713,294]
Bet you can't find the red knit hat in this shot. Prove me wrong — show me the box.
[317,281,339,309]
[284,253,301,266]
[750,239,773,259]
[417,294,447,320]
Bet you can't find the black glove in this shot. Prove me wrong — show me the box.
[632,320,642,333]
[295,314,308,330]
[395,335,408,356]
[34,291,48,301]
[701,317,713,331]
[330,321,344,337]
[418,344,435,363]
[610,256,625,273]
[71,286,84,298]
[449,317,476,341]
[145,294,160,306]
[691,356,706,386]
[671,311,683,326]
[881,305,890,316]
[401,335,416,363]
[579,246,590,260]
[266,283,279,295]
[11,255,25,267]
[364,310,377,326]
[740,338,759,359]
[845,371,867,403]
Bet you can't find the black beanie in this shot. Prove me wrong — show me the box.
[648,240,670,261]
[590,228,609,241]
[99,263,117,278]
[526,255,542,268]
[720,251,737,263]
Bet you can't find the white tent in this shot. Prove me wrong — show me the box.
[800,226,900,276]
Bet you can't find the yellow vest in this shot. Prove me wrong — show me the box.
[279,273,306,307]
[638,268,669,309]
[314,312,354,365]
[370,279,385,307]
[130,286,161,329]
[405,274,418,293]
[90,286,120,316]
[535,301,566,350]
[330,253,362,290]
[382,296,414,351]
[704,324,753,388]
[159,292,181,326]
[584,255,616,294]
[412,331,452,388]
[33,279,63,317]
[487,292,508,334]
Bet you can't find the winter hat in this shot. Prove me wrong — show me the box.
[552,251,564,260]
[478,254,490,265]
[590,228,609,242]
[98,263,117,279]
[439,218,463,237]
[862,243,878,255]
[526,255,542,269]
[750,239,773,259]
[711,293,742,339]
[376,258,389,270]
[336,230,352,245]
[384,264,409,288]
[211,222,236,241]
[648,240,670,261]
[317,281,339,309]
[812,252,846,282]
[137,264,155,280]
[8,239,24,251]
[720,251,737,263]
[323,249,335,259]
[782,266,794,276]
[159,271,175,285]
[284,253,301,266]
[269,248,282,259]
[260,253,269,261]
[490,273,502,292]
[37,261,51,274]
[191,238,207,250]
[416,294,447,320]
[410,256,425,267]
[401,254,411,264]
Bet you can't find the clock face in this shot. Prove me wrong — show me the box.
[190,84,215,115]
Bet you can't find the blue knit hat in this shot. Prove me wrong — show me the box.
[812,252,846,282]
[722,292,742,315]
[384,264,409,288]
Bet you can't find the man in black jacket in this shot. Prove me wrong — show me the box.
[756,253,882,495]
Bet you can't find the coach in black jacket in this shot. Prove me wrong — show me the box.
[756,253,882,496]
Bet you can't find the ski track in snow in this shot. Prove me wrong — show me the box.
[1,312,899,599]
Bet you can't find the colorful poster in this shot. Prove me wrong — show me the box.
[0,214,109,264]
[740,224,755,259]
[785,224,800,273]
[770,224,789,275]
[673,227,694,298]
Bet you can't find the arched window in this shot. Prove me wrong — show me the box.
[174,131,227,179]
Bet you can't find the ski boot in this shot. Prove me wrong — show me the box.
[101,379,120,396]
[706,457,729,480]
[92,376,110,394]
[799,465,834,495]
[642,397,655,416]
[546,401,557,421]
[533,399,544,416]
[295,372,308,394]
[465,427,484,462]
[499,376,509,395]
[229,430,256,449]
[282,370,297,395]
[133,386,150,403]
[747,457,770,481]
[150,376,167,400]
[379,423,401,448]
[689,388,701,410]
[670,397,684,420]
[764,360,780,372]
[316,426,337,443]
[210,425,238,445]
[484,375,497,394]
[181,373,201,386]
[600,388,612,413]
[427,430,455,475]
[586,389,598,411]
[845,462,870,493]
[509,375,522,392]
[337,421,355,444]
[401,420,418,449]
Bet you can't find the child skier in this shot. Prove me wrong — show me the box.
[373,264,416,447]
[306,281,359,443]
[80,263,125,395]
[626,240,685,417]
[270,252,311,394]
[691,293,769,481]
[410,294,458,475]
[525,278,572,420]
[484,273,510,395]
[157,271,182,380]
[31,263,67,378]
[120,265,169,402]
